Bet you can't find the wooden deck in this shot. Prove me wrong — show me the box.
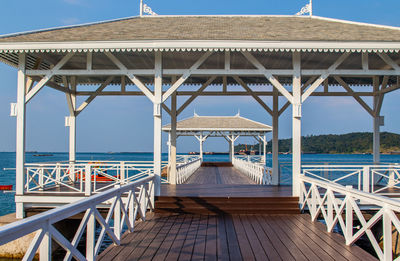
[184,165,256,185]
[98,212,377,261]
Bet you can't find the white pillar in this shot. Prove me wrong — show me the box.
[263,137,267,164]
[228,139,232,162]
[230,135,235,162]
[170,92,177,185]
[199,135,204,160]
[16,53,26,219]
[292,52,302,197]
[373,77,381,164]
[68,77,77,164]
[272,87,280,185]
[373,116,380,163]
[153,52,162,196]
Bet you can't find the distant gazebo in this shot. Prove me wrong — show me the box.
[162,113,272,162]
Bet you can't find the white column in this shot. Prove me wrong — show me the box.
[292,52,302,197]
[230,135,235,162]
[199,134,204,160]
[373,77,381,164]
[228,139,232,162]
[16,53,26,219]
[69,77,77,164]
[272,87,280,185]
[263,137,267,164]
[373,115,380,163]
[170,91,177,185]
[153,52,163,196]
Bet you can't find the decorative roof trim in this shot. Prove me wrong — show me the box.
[0,40,400,53]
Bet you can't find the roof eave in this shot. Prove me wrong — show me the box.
[1,40,400,53]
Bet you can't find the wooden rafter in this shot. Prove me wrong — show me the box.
[302,52,350,103]
[162,51,213,102]
[75,76,114,116]
[25,52,75,103]
[233,76,272,115]
[177,76,216,115]
[334,76,374,116]
[241,51,293,103]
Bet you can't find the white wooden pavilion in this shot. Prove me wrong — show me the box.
[162,113,272,182]
[1,15,400,218]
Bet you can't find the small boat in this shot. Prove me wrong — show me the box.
[33,154,53,157]
[0,185,13,191]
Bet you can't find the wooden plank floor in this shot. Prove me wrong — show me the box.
[98,213,377,261]
[184,166,256,185]
[161,184,292,197]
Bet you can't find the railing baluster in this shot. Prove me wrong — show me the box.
[86,210,96,261]
[39,225,51,261]
[85,165,92,196]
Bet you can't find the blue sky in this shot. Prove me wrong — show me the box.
[1,0,400,153]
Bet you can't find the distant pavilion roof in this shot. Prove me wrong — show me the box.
[162,114,272,136]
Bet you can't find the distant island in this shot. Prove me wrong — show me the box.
[235,132,400,154]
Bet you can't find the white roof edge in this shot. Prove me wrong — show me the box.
[312,16,400,32]
[1,40,400,54]
[0,16,141,40]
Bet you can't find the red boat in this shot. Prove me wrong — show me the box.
[0,185,13,191]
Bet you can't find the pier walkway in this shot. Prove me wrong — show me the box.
[183,164,256,185]
[97,164,376,260]
[98,213,376,261]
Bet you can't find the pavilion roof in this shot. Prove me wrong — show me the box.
[1,16,400,43]
[162,114,272,133]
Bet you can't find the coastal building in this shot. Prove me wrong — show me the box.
[0,12,399,260]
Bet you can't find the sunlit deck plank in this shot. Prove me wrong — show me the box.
[98,213,377,261]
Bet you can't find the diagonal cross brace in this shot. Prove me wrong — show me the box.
[241,51,293,103]
[302,52,350,103]
[105,51,155,103]
[26,52,75,103]
[162,51,213,102]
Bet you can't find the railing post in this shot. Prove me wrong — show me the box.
[56,163,61,187]
[388,168,395,187]
[85,164,92,196]
[40,226,51,261]
[326,189,333,232]
[39,167,44,191]
[362,166,370,193]
[140,185,147,221]
[86,210,96,261]
[345,193,353,245]
[383,208,393,261]
[114,192,121,241]
[129,189,135,232]
[120,162,125,185]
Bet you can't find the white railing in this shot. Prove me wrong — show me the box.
[300,175,400,261]
[232,156,272,185]
[25,160,167,195]
[302,164,400,196]
[176,156,202,184]
[0,176,154,261]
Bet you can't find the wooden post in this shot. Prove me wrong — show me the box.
[272,87,279,185]
[16,53,26,219]
[170,90,177,185]
[199,134,204,160]
[373,77,381,164]
[153,52,162,196]
[292,52,302,197]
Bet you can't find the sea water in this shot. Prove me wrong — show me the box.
[1,152,400,217]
